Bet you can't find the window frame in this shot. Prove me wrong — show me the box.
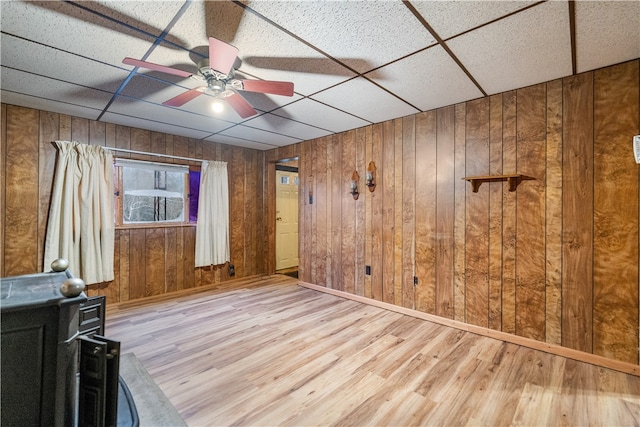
[113,158,199,229]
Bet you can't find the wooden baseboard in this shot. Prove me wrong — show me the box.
[106,274,280,313]
[298,281,640,377]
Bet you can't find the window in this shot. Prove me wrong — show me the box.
[114,159,199,226]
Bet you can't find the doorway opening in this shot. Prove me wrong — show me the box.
[275,161,299,278]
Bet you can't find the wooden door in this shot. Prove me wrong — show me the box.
[275,171,299,270]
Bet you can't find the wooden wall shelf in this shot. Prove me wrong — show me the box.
[462,174,525,193]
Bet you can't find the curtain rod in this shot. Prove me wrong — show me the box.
[106,147,204,163]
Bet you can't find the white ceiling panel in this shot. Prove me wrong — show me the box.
[0,91,104,121]
[312,77,419,124]
[220,125,302,147]
[1,33,129,93]
[367,45,483,113]
[574,1,640,73]
[246,1,437,73]
[109,96,233,135]
[447,0,572,95]
[276,99,370,134]
[231,89,303,113]
[118,74,195,104]
[1,68,114,112]
[101,111,213,140]
[412,1,539,40]
[243,114,332,141]
[205,134,280,151]
[0,1,169,66]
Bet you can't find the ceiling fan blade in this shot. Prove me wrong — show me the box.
[208,37,238,76]
[225,92,258,119]
[241,80,294,97]
[163,87,205,107]
[123,57,192,78]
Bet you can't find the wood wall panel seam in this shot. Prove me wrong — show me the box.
[1,104,6,277]
[561,71,594,354]
[545,79,564,347]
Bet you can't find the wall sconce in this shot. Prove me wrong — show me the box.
[365,161,376,192]
[350,171,359,200]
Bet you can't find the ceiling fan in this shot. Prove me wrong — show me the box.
[123,36,294,118]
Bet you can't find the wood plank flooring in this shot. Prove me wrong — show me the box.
[105,275,640,426]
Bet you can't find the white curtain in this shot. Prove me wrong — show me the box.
[195,160,230,267]
[44,141,115,284]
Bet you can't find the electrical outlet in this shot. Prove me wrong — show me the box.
[365,265,371,276]
[229,263,235,277]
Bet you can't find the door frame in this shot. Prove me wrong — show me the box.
[266,156,299,275]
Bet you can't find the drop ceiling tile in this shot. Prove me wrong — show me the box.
[219,125,302,147]
[109,96,233,135]
[101,111,213,140]
[368,45,483,112]
[1,68,113,113]
[0,1,174,66]
[119,74,200,104]
[312,77,419,124]
[412,1,539,40]
[274,99,369,134]
[1,33,129,93]
[574,1,640,73]
[232,90,303,113]
[447,0,572,95]
[1,91,104,121]
[245,1,437,73]
[243,114,332,141]
[205,134,280,151]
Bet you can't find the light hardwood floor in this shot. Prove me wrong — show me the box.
[106,275,640,426]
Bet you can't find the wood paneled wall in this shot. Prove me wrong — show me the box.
[3,60,639,366]
[0,106,265,304]
[271,60,640,365]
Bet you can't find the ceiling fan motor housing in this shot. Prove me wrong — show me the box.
[198,58,234,97]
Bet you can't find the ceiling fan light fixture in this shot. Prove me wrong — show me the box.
[123,37,293,118]
[211,99,224,113]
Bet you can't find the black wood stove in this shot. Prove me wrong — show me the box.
[0,261,138,427]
